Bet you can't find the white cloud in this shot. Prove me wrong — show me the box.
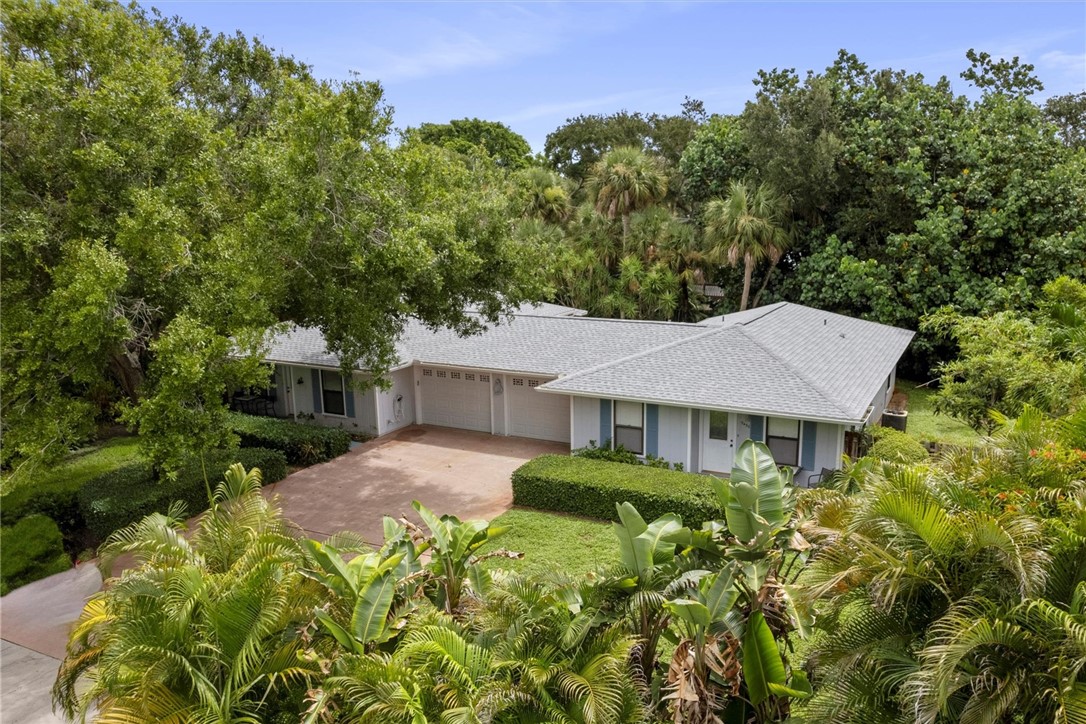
[1039,50,1086,76]
[499,89,669,124]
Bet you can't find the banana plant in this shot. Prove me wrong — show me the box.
[399,500,521,613]
[303,539,417,654]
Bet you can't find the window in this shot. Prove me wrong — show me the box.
[709,411,729,441]
[320,371,346,416]
[613,401,644,454]
[766,417,800,466]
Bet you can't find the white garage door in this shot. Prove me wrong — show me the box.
[509,377,570,443]
[419,368,491,432]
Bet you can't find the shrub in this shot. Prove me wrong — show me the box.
[226,412,352,465]
[573,440,641,465]
[0,437,141,534]
[512,455,720,527]
[78,447,288,542]
[868,426,929,464]
[1,515,70,595]
[574,440,685,471]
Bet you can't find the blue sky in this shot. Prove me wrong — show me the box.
[147,1,1085,151]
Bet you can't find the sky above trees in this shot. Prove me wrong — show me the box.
[144,1,1084,149]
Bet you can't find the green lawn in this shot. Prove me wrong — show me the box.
[896,379,979,447]
[480,508,616,577]
[1,436,142,497]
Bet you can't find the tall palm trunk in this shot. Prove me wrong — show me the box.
[740,254,754,311]
[622,212,631,249]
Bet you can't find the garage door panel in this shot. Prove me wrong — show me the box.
[420,368,490,432]
[509,377,570,443]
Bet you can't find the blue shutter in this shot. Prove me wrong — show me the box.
[311,369,322,414]
[750,415,764,442]
[600,399,612,447]
[646,404,659,456]
[801,420,817,470]
[344,376,356,418]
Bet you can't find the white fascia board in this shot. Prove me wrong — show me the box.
[535,387,862,427]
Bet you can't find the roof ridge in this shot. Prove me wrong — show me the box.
[538,326,725,387]
[467,311,699,329]
[731,325,856,419]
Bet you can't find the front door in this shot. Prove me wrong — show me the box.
[701,410,735,473]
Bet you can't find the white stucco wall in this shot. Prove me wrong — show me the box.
[377,366,416,435]
[655,405,689,468]
[571,396,600,450]
[795,422,845,487]
[864,367,897,426]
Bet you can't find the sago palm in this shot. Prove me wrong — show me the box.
[53,465,322,723]
[703,180,791,311]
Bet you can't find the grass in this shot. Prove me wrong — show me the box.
[480,508,616,577]
[1,436,142,497]
[897,380,980,447]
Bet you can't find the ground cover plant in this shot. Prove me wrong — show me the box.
[478,508,616,576]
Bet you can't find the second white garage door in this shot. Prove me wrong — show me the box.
[419,368,491,432]
[509,377,570,443]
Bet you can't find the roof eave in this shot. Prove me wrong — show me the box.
[536,386,862,426]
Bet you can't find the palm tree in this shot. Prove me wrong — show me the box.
[587,147,668,247]
[798,460,1054,724]
[703,180,791,311]
[516,166,573,224]
[53,465,322,722]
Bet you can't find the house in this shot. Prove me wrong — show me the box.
[259,301,913,485]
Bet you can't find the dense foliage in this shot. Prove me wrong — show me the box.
[925,276,1086,431]
[867,426,930,463]
[512,453,720,525]
[77,446,286,541]
[0,514,70,595]
[0,0,548,475]
[409,117,533,170]
[54,405,1086,722]
[529,49,1084,375]
[227,411,353,464]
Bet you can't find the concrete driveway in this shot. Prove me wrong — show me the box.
[265,425,567,544]
[0,425,563,720]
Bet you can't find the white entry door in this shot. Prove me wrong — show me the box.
[509,377,570,442]
[419,367,491,432]
[701,410,735,473]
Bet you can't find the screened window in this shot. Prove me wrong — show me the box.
[709,411,729,441]
[766,417,800,466]
[320,371,346,416]
[613,401,644,454]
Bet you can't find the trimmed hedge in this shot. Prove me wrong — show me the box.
[1,515,70,596]
[78,447,288,542]
[512,455,720,527]
[869,427,929,464]
[227,412,352,465]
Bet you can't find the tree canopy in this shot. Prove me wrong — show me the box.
[409,117,533,170]
[0,0,547,474]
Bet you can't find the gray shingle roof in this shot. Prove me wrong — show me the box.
[264,316,702,376]
[541,303,913,423]
[262,302,913,424]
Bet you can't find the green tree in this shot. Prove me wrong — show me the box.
[923,278,1086,432]
[0,0,547,474]
[703,181,792,311]
[587,147,669,246]
[410,117,533,170]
